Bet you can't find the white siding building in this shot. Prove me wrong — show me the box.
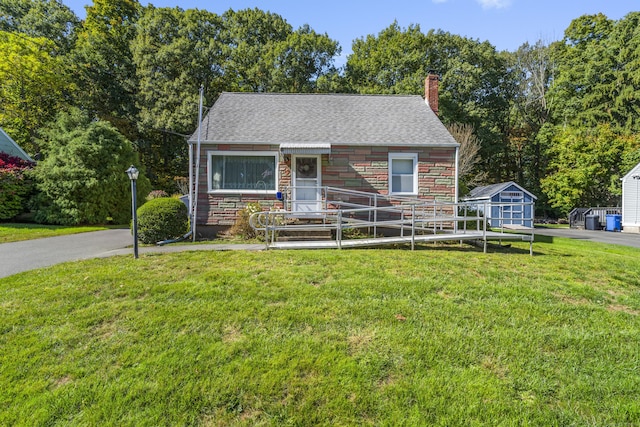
[621,162,640,233]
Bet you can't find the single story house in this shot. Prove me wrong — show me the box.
[621,162,640,233]
[188,75,460,232]
[0,127,33,162]
[462,181,537,227]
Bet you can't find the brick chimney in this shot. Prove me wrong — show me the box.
[425,73,439,115]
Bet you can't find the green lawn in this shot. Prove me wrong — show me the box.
[1,238,639,426]
[0,223,117,243]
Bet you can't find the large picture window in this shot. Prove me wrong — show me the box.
[208,151,277,192]
[389,153,418,195]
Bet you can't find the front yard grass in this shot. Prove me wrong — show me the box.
[0,223,117,243]
[1,238,639,425]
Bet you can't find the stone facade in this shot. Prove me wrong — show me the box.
[195,143,456,226]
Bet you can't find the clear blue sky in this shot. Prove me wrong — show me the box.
[65,0,636,65]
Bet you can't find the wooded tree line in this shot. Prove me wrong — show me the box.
[1,0,639,218]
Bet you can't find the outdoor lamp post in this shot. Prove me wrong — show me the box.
[126,165,139,259]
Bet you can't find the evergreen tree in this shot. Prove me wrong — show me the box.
[34,108,150,225]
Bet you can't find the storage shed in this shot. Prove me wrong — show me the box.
[463,181,537,227]
[621,162,640,233]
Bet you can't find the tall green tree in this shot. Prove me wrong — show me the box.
[548,13,615,128]
[346,22,428,94]
[132,6,227,189]
[0,0,78,52]
[266,24,340,93]
[133,6,226,134]
[539,13,640,212]
[0,30,72,154]
[346,24,514,183]
[603,12,640,133]
[541,124,640,214]
[33,108,150,225]
[506,40,555,204]
[222,8,292,92]
[73,0,140,139]
[132,6,340,189]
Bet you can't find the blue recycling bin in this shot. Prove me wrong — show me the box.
[605,214,622,232]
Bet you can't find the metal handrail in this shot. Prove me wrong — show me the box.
[252,188,535,252]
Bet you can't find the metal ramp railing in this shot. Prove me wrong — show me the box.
[250,186,535,254]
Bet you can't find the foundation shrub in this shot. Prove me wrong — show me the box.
[137,197,189,244]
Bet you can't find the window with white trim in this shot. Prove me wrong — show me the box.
[208,151,277,192]
[389,153,418,195]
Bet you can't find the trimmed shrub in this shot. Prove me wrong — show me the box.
[137,197,189,244]
[0,153,34,220]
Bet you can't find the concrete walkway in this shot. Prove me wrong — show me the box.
[0,229,263,279]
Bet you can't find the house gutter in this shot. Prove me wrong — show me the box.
[198,140,459,148]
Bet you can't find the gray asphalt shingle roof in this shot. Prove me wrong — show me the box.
[464,181,538,201]
[189,92,458,147]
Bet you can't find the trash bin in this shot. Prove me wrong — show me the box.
[585,214,600,230]
[605,214,622,232]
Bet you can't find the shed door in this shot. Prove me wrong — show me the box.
[500,191,523,224]
[292,155,322,214]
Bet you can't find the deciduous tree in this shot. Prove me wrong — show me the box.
[0,0,78,52]
[346,24,514,182]
[72,0,140,139]
[266,24,340,93]
[541,124,640,214]
[0,30,72,154]
[446,123,486,195]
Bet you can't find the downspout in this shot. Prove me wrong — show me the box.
[454,145,460,233]
[192,85,204,242]
[454,144,459,203]
[188,134,194,233]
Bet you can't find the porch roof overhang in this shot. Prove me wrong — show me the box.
[279,142,331,155]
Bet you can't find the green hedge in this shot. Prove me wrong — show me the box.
[136,197,189,244]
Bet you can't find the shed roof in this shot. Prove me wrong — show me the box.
[0,128,33,162]
[464,181,537,201]
[189,92,459,147]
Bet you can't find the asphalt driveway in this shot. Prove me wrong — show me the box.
[0,229,133,279]
[533,226,640,249]
[0,229,264,279]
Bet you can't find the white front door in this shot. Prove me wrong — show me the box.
[292,155,322,214]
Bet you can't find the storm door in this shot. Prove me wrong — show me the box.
[292,155,322,214]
